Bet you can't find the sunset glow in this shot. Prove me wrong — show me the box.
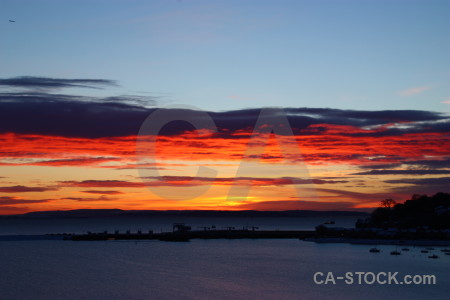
[1,113,449,214]
[1,0,449,215]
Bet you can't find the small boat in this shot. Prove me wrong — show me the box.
[421,250,429,253]
[440,249,450,252]
[324,221,335,225]
[426,247,435,250]
[401,248,410,251]
[428,254,439,259]
[369,248,381,253]
[390,251,401,255]
[445,253,450,256]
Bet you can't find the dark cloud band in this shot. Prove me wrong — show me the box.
[0,76,448,138]
[0,76,117,90]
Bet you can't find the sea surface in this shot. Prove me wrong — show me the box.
[0,216,448,300]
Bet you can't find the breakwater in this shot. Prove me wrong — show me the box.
[70,229,317,241]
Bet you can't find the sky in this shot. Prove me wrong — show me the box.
[0,0,449,214]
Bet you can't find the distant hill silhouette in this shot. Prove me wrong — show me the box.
[1,209,369,219]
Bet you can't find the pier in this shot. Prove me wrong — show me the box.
[69,225,317,241]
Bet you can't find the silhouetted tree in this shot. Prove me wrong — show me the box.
[368,193,450,229]
[380,198,396,208]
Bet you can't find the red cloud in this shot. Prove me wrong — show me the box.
[0,185,57,193]
[60,180,145,188]
[80,190,124,195]
[1,126,449,167]
[0,196,53,205]
[140,176,347,187]
[63,196,113,202]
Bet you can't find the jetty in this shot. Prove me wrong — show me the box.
[69,224,316,241]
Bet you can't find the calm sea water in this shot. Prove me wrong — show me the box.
[0,217,448,300]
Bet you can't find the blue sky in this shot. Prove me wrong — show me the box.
[1,0,449,112]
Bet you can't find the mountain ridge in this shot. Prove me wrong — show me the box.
[0,209,369,219]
